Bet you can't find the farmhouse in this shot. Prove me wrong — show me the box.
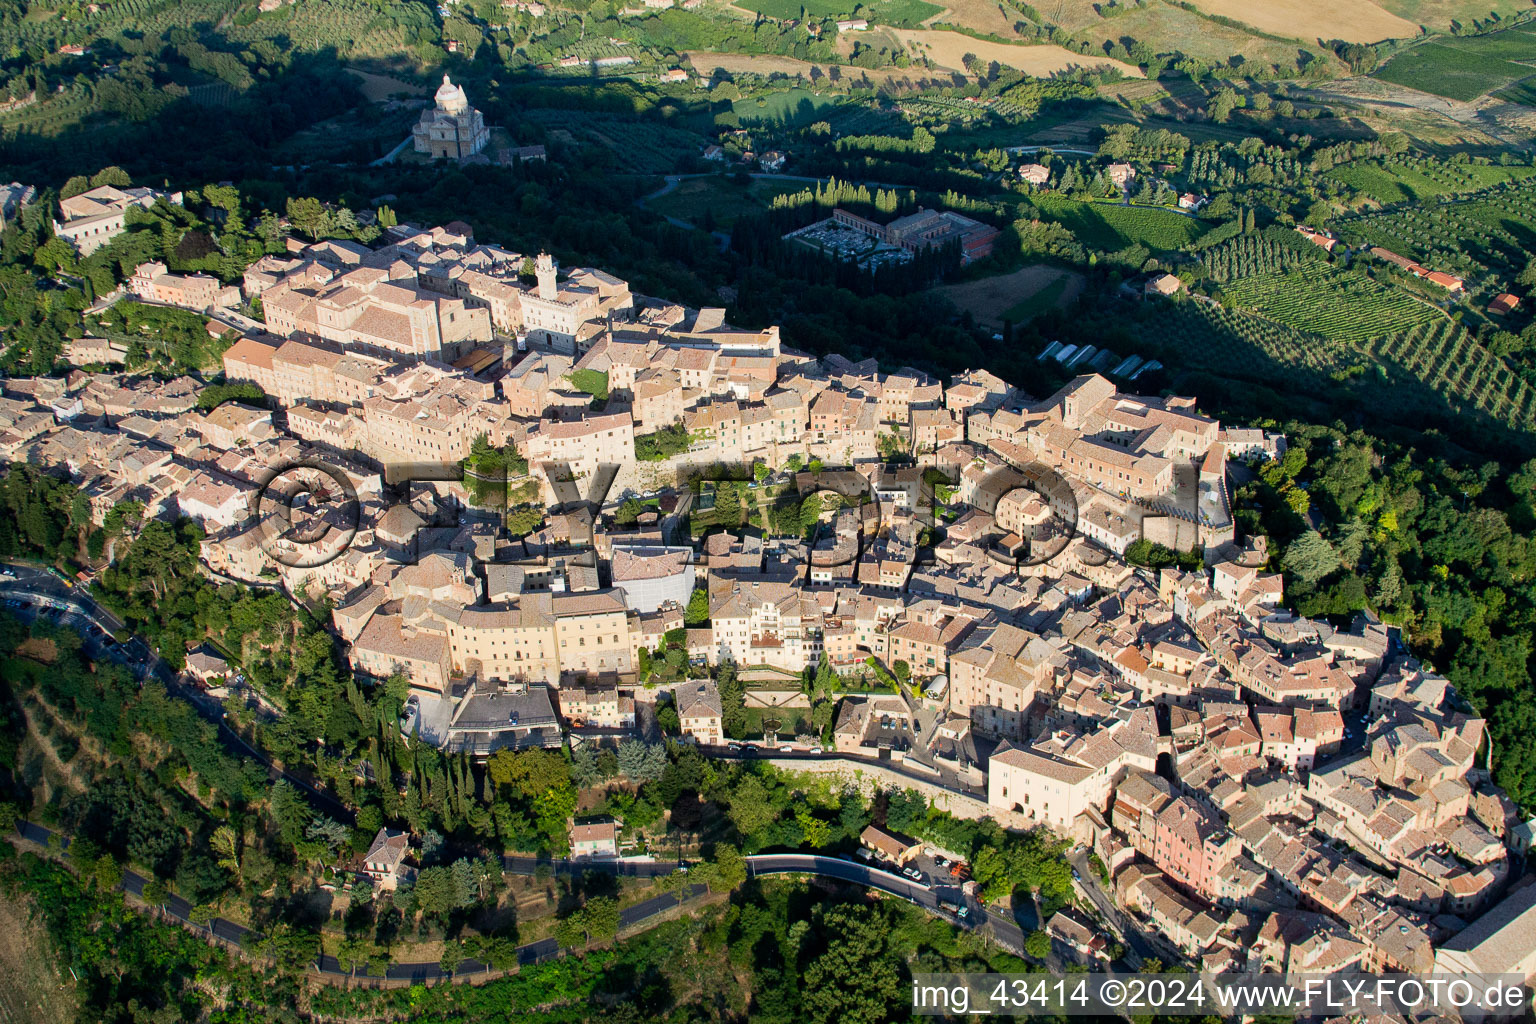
[1105,163,1136,189]
[1425,270,1465,294]
[1489,293,1521,316]
[1019,164,1050,186]
[859,824,921,864]
[361,828,414,890]
[571,817,621,858]
[1295,225,1337,252]
[1370,247,1465,293]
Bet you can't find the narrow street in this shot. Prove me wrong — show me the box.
[1068,848,1158,967]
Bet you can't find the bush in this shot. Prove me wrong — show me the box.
[635,423,692,462]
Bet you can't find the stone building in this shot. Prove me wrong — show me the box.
[413,76,490,160]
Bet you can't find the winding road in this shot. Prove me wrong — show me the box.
[1,566,1123,985]
[0,564,354,822]
[15,818,1040,984]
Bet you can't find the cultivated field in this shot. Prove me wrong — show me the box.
[685,51,935,88]
[523,109,709,174]
[1339,176,1536,281]
[1221,263,1445,342]
[1495,79,1536,106]
[1326,156,1536,203]
[931,264,1085,325]
[925,0,1034,35]
[1083,3,1310,66]
[1030,194,1207,251]
[1377,0,1532,31]
[1136,303,1536,441]
[1185,0,1419,42]
[1373,24,1536,101]
[890,29,1144,77]
[645,177,807,227]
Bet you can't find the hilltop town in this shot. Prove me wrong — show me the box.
[4,188,1533,990]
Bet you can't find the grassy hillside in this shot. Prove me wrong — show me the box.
[1326,156,1536,204]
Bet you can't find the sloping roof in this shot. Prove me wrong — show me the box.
[676,681,722,720]
[364,828,410,868]
[860,824,918,860]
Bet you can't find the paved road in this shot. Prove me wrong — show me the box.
[16,819,1044,984]
[3,569,1060,979]
[0,569,352,822]
[1068,848,1156,966]
[749,853,1035,957]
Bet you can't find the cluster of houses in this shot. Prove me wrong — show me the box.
[7,193,1535,985]
[1297,226,1527,316]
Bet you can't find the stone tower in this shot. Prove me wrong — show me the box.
[535,252,557,301]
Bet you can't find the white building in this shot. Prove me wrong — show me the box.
[610,545,694,614]
[413,75,490,160]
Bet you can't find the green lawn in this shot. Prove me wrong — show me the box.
[735,87,840,126]
[1030,194,1208,252]
[1001,271,1073,322]
[743,707,810,738]
[1372,26,1536,101]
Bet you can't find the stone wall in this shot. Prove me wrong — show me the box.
[761,757,1038,833]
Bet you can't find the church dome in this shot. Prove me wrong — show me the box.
[434,74,468,115]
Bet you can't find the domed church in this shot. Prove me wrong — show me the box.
[412,75,490,160]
